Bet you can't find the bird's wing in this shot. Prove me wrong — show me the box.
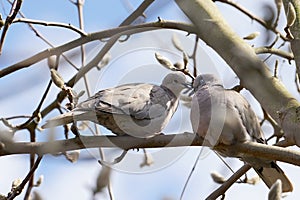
[76,83,174,120]
[225,91,293,192]
[226,90,265,143]
[191,81,293,193]
[192,86,264,145]
[190,85,212,137]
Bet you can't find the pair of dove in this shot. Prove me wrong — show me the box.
[43,72,293,192]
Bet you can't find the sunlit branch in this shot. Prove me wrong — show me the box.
[0,133,300,166]
[12,18,87,36]
[0,21,196,78]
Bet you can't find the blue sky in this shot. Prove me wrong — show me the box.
[0,0,300,199]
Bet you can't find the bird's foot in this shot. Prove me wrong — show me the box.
[98,150,128,165]
[71,124,80,137]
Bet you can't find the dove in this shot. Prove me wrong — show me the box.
[190,74,293,192]
[42,72,187,138]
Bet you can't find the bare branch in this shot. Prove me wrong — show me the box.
[213,0,287,40]
[119,0,154,26]
[206,164,252,200]
[0,133,299,166]
[0,21,196,78]
[7,155,43,200]
[255,47,294,61]
[0,0,23,53]
[12,18,87,36]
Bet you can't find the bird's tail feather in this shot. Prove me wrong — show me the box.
[253,162,293,193]
[42,112,75,128]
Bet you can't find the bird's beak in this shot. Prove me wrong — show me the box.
[182,82,194,96]
[182,82,193,89]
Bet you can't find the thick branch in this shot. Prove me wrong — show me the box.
[0,133,198,156]
[0,21,196,78]
[214,142,300,166]
[0,133,300,166]
[175,0,300,147]
[283,1,300,93]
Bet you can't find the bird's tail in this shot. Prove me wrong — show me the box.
[42,112,75,128]
[253,162,293,193]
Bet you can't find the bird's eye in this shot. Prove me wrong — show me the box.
[199,78,205,86]
[174,80,178,83]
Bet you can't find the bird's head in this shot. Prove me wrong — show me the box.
[161,72,188,96]
[193,74,223,91]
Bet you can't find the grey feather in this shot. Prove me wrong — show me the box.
[191,74,293,192]
[43,72,187,138]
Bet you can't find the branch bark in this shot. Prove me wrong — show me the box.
[283,1,300,91]
[0,21,196,78]
[206,164,252,200]
[1,133,300,166]
[175,0,300,147]
[254,47,294,61]
[12,18,87,36]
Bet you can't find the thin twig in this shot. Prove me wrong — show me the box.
[6,80,52,199]
[295,72,300,92]
[262,41,286,63]
[23,128,38,200]
[206,164,251,200]
[0,21,196,78]
[16,80,52,129]
[255,47,294,61]
[24,153,35,200]
[213,0,287,40]
[6,0,80,71]
[12,18,87,36]
[261,108,284,142]
[119,0,153,26]
[4,115,31,120]
[180,148,202,200]
[190,35,199,77]
[274,59,279,78]
[214,151,242,182]
[0,0,22,53]
[7,155,43,200]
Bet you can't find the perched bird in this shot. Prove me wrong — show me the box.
[43,72,187,138]
[190,74,293,192]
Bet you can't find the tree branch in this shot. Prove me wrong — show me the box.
[254,47,294,61]
[213,0,287,40]
[0,21,196,78]
[283,1,300,94]
[0,0,23,53]
[7,155,43,200]
[12,18,87,36]
[0,133,300,166]
[206,164,252,200]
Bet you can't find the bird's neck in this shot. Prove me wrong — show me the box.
[161,85,180,98]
